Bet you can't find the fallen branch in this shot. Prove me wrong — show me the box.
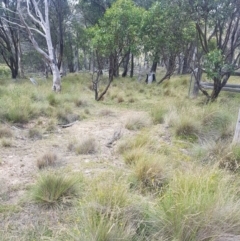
[58,121,77,128]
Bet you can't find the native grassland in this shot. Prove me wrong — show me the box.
[1,70,240,241]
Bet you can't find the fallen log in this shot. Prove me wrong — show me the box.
[200,82,240,88]
[58,121,77,128]
[200,84,240,93]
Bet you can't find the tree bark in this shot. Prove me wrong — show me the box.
[130,53,134,78]
[122,49,130,77]
[151,61,157,72]
[17,0,61,91]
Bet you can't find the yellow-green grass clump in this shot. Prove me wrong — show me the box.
[125,113,152,131]
[152,168,240,240]
[68,137,97,155]
[29,172,81,208]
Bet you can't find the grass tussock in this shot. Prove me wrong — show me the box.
[131,157,167,193]
[219,145,240,172]
[151,107,166,124]
[0,127,12,138]
[69,137,97,155]
[125,113,152,130]
[30,172,81,208]
[28,128,42,140]
[1,138,12,147]
[56,108,79,125]
[37,152,58,169]
[174,118,200,142]
[150,167,240,240]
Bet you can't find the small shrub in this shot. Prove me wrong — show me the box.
[75,137,97,155]
[0,127,12,138]
[125,114,152,130]
[37,152,58,169]
[30,172,80,208]
[28,128,42,140]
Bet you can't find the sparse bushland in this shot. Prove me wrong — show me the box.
[29,171,82,208]
[1,73,240,240]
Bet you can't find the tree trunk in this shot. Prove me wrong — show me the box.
[130,53,134,78]
[151,61,157,72]
[50,62,61,92]
[158,54,176,84]
[122,49,130,77]
[17,30,24,78]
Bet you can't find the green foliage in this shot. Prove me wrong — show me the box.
[204,49,234,80]
[89,0,144,56]
[141,1,195,59]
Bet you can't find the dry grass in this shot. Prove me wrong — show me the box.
[29,172,81,208]
[28,128,42,140]
[0,127,12,138]
[37,152,58,169]
[131,157,167,193]
[125,113,152,130]
[1,138,12,147]
[69,137,97,155]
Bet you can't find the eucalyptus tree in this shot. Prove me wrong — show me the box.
[49,0,70,70]
[141,1,195,82]
[17,0,61,92]
[0,0,21,78]
[189,0,240,102]
[89,0,144,100]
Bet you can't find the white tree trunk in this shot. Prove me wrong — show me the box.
[17,0,61,91]
[50,62,61,91]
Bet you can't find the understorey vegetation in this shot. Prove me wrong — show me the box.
[0,72,240,240]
